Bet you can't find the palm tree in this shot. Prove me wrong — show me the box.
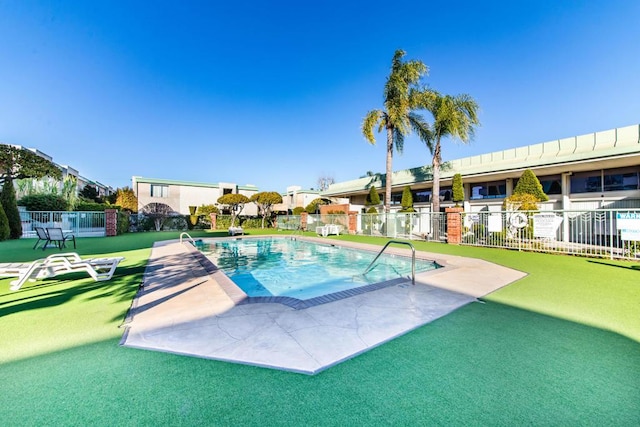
[362,50,433,213]
[424,93,480,216]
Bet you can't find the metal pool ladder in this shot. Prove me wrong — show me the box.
[363,240,416,285]
[180,232,198,246]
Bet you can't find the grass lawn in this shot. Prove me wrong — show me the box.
[1,230,639,426]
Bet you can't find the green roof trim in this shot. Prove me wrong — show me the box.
[133,176,221,189]
[323,124,640,195]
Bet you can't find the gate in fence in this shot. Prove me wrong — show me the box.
[20,211,106,238]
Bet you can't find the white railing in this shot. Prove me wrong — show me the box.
[276,212,448,242]
[356,212,448,242]
[460,209,640,260]
[20,211,106,238]
[276,209,640,260]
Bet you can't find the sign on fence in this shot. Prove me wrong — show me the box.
[533,213,563,239]
[616,212,640,241]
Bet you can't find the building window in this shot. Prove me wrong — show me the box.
[470,181,506,199]
[570,172,601,193]
[223,188,233,195]
[150,184,169,198]
[517,175,562,195]
[439,186,452,201]
[390,192,402,205]
[603,167,639,191]
[413,190,431,203]
[539,175,562,195]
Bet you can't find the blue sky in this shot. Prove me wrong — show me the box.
[1,1,639,192]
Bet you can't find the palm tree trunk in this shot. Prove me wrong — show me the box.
[385,126,394,213]
[431,138,442,239]
[431,139,442,214]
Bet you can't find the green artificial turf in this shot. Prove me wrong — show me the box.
[1,231,639,426]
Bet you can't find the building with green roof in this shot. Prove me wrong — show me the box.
[322,124,640,213]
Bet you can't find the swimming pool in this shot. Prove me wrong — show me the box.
[200,237,440,303]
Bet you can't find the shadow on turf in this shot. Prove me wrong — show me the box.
[0,261,147,319]
[587,259,640,271]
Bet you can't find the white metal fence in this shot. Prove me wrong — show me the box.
[277,209,640,260]
[20,211,106,238]
[460,209,640,260]
[276,212,448,242]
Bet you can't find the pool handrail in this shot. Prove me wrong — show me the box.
[363,240,416,285]
[179,232,198,246]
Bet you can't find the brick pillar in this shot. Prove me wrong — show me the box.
[446,207,464,244]
[300,212,308,231]
[209,213,217,230]
[348,211,357,235]
[105,209,118,237]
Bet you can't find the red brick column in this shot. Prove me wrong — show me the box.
[348,212,357,234]
[300,212,308,231]
[105,209,118,237]
[446,207,464,244]
[209,213,217,230]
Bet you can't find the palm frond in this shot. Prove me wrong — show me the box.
[393,128,405,154]
[408,112,434,153]
[362,110,384,144]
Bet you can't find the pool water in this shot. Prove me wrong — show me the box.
[200,237,440,300]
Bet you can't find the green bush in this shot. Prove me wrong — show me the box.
[1,179,22,239]
[365,186,381,206]
[238,217,262,229]
[18,194,68,211]
[75,202,117,211]
[452,173,464,206]
[117,211,130,235]
[400,186,415,212]
[163,216,188,231]
[366,207,378,214]
[0,203,10,241]
[292,207,305,215]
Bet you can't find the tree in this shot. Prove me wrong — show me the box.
[18,194,68,211]
[250,191,283,229]
[1,179,22,239]
[365,186,381,206]
[115,187,138,212]
[317,176,335,192]
[0,145,62,238]
[513,169,549,201]
[452,173,464,206]
[195,204,219,228]
[305,198,326,214]
[400,186,415,212]
[0,203,10,241]
[80,185,101,202]
[140,202,175,231]
[424,93,480,216]
[362,50,434,213]
[505,169,549,211]
[0,145,62,186]
[217,193,250,227]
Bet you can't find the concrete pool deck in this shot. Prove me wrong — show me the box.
[121,236,527,375]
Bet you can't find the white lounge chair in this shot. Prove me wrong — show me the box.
[228,226,244,236]
[1,253,124,291]
[316,224,342,237]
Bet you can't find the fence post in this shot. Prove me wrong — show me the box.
[105,209,118,237]
[209,213,217,230]
[445,207,464,244]
[348,212,357,234]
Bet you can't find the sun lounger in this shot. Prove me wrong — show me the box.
[2,253,124,291]
[316,224,342,237]
[228,226,244,236]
